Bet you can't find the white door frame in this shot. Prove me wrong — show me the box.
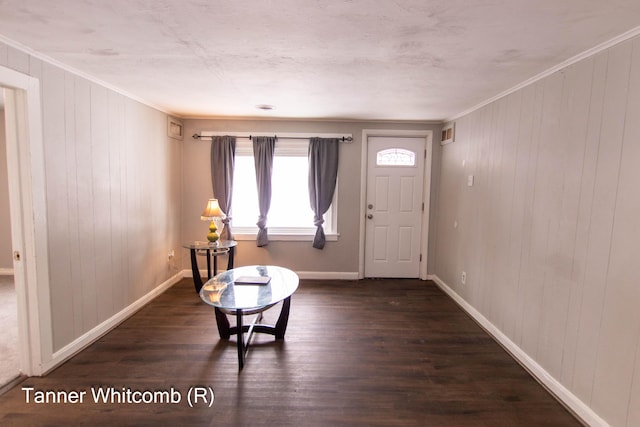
[1,65,52,376]
[358,129,433,280]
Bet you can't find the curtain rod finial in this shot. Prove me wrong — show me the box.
[192,133,200,139]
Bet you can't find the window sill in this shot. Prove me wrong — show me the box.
[232,233,339,242]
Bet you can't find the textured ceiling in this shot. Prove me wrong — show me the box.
[1,1,640,121]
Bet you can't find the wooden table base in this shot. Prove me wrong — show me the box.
[219,296,292,370]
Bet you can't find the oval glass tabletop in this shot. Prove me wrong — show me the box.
[199,265,299,310]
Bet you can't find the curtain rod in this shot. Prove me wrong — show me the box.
[192,133,353,143]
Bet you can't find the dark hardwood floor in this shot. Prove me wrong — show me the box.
[0,278,580,426]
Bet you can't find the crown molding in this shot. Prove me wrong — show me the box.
[182,114,441,125]
[446,24,640,123]
[0,34,172,115]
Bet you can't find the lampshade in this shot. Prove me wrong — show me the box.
[201,199,225,220]
[201,199,226,245]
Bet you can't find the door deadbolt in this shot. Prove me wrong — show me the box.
[368,204,373,209]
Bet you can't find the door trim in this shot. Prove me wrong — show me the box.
[1,65,52,376]
[358,129,433,280]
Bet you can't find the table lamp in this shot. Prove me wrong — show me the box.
[201,198,226,245]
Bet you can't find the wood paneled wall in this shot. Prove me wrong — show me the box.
[434,37,640,426]
[0,42,183,353]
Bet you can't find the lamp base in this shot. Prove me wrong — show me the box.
[207,221,219,245]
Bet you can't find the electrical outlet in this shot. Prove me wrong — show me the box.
[167,249,177,271]
[461,271,467,285]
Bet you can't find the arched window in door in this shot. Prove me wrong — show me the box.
[376,148,416,166]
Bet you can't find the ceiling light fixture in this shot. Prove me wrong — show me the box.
[255,104,275,111]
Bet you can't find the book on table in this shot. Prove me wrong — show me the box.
[234,276,271,285]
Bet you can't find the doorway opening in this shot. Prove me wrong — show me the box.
[0,92,20,387]
[0,65,52,380]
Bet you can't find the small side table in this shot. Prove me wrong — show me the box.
[182,240,237,293]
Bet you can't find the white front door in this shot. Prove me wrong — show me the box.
[364,137,425,278]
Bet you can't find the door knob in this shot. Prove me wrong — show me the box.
[367,214,373,219]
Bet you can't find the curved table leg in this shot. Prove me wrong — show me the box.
[189,249,204,293]
[190,248,231,338]
[236,309,244,370]
[215,308,230,339]
[227,246,235,270]
[274,296,292,339]
[235,309,266,370]
[226,297,293,370]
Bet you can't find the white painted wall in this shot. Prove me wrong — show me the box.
[0,42,183,353]
[0,108,12,270]
[433,35,640,427]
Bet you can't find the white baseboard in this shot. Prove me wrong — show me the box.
[296,271,359,280]
[430,275,608,427]
[182,269,216,278]
[182,269,359,281]
[0,268,14,275]
[45,271,184,373]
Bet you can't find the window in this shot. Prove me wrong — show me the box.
[231,138,337,240]
[376,148,416,166]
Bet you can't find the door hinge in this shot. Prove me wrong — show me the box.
[424,149,427,159]
[419,254,422,262]
[422,202,424,211]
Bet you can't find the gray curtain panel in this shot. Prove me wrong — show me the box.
[308,137,339,249]
[253,136,276,247]
[210,135,236,240]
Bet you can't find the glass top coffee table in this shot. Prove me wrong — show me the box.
[199,265,299,370]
